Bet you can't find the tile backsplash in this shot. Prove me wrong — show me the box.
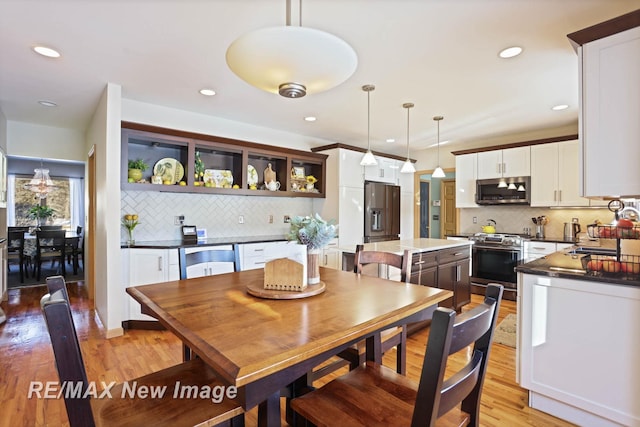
[459,205,613,239]
[121,191,315,242]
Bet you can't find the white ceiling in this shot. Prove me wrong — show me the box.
[1,0,638,157]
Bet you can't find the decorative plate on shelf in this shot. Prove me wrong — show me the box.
[247,165,258,186]
[153,158,184,184]
[203,169,234,188]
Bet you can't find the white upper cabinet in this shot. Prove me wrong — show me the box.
[531,141,589,207]
[477,146,530,179]
[580,25,640,198]
[364,156,397,184]
[338,149,365,189]
[455,153,478,208]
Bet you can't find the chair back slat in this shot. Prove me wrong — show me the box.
[412,284,503,427]
[41,292,95,427]
[178,246,239,279]
[354,244,410,283]
[46,275,70,303]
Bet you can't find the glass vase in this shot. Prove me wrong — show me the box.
[307,248,321,285]
[127,229,135,246]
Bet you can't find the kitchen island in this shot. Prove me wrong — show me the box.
[341,239,472,325]
[516,247,640,427]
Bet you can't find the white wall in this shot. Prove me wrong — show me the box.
[122,99,335,151]
[7,122,85,161]
[87,83,123,337]
[0,109,7,302]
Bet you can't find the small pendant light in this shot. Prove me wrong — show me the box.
[400,103,416,174]
[432,116,445,178]
[360,84,378,166]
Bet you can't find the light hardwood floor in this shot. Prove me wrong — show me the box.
[0,282,575,427]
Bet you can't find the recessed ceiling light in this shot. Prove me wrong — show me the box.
[304,116,316,122]
[552,104,569,111]
[33,46,60,58]
[199,88,216,96]
[386,138,395,143]
[499,46,523,58]
[38,100,57,107]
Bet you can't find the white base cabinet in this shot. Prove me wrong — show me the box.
[518,273,640,426]
[124,248,178,321]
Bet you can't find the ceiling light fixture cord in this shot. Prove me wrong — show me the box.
[360,84,377,166]
[432,115,445,178]
[401,103,415,173]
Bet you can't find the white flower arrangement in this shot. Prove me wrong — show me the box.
[287,214,337,251]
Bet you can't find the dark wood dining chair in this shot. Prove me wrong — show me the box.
[291,284,504,427]
[34,230,67,280]
[7,229,28,282]
[307,245,412,387]
[66,226,83,273]
[39,225,63,231]
[41,279,245,427]
[178,245,239,361]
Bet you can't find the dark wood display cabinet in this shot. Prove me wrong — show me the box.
[121,122,327,198]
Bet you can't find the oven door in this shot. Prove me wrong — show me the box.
[471,245,522,285]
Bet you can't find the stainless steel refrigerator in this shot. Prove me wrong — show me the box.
[364,182,401,243]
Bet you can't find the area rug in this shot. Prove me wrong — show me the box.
[494,313,517,348]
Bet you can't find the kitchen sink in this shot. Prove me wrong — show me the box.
[567,246,617,256]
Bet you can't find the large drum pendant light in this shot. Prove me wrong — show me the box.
[226,0,357,98]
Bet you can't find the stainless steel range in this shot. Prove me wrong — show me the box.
[469,233,525,301]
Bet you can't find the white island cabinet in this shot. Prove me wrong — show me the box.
[518,273,640,426]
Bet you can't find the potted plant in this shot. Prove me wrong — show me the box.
[128,158,148,182]
[287,214,337,284]
[28,205,56,227]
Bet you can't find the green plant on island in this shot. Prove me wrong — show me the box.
[287,213,337,251]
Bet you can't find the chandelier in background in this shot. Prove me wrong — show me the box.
[24,161,56,199]
[226,0,357,98]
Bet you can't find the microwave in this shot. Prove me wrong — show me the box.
[475,177,530,205]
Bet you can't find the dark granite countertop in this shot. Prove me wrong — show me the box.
[121,234,288,249]
[516,248,640,287]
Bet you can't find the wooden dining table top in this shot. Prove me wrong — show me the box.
[127,268,451,388]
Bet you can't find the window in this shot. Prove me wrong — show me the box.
[7,175,84,230]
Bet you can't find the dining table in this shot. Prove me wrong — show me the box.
[127,267,452,427]
[23,230,82,276]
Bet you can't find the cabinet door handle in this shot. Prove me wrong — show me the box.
[502,162,506,174]
[553,190,557,201]
[324,254,328,264]
[456,264,461,282]
[254,249,264,252]
[454,252,464,256]
[414,260,425,265]
[158,256,163,271]
[558,190,562,202]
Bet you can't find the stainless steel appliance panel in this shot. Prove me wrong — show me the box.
[364,181,401,243]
